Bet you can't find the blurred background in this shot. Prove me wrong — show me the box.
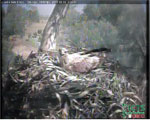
[2,4,146,86]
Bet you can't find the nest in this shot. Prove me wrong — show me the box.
[2,51,142,119]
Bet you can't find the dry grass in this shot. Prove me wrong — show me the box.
[11,20,47,59]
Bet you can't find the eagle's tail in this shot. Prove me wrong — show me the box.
[81,48,111,55]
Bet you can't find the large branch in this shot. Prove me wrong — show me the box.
[39,4,69,52]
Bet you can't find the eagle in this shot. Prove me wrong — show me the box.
[58,48,111,73]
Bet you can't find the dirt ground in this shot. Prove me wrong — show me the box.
[11,20,47,59]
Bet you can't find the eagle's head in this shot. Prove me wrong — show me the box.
[58,48,70,67]
[59,48,68,56]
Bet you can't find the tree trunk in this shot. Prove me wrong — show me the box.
[39,4,69,52]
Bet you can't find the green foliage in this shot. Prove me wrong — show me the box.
[83,4,146,77]
[29,37,37,47]
[28,32,42,47]
[33,32,38,37]
[71,20,118,50]
[60,4,146,83]
[62,7,81,26]
[2,5,40,37]
[2,5,27,36]
[38,35,42,42]
[27,7,40,22]
[60,6,119,51]
[37,29,42,34]
[83,5,101,20]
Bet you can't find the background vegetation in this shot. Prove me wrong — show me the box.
[2,4,147,119]
[2,5,39,37]
[2,4,40,72]
[2,4,146,85]
[58,4,146,85]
